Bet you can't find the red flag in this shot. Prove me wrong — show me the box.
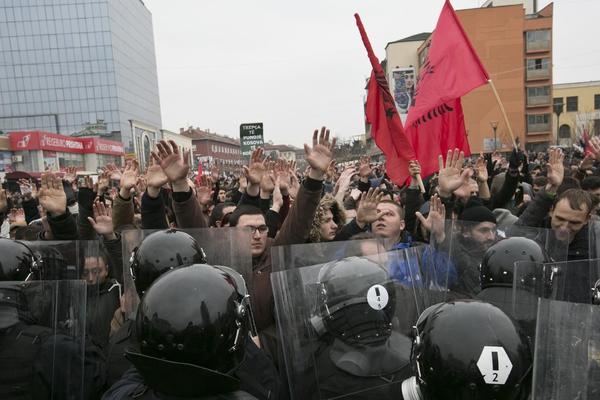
[355,14,416,186]
[406,0,490,179]
[194,163,203,186]
[582,129,593,156]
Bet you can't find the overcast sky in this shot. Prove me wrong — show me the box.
[143,0,600,147]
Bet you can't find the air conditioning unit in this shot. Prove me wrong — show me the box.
[11,155,23,162]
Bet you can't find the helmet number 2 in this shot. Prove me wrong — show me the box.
[477,346,513,385]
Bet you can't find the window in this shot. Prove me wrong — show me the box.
[595,94,600,110]
[527,114,551,133]
[566,96,578,112]
[527,86,550,97]
[526,30,550,51]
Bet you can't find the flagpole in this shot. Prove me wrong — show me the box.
[488,79,518,150]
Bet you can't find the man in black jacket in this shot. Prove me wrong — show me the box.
[515,148,595,261]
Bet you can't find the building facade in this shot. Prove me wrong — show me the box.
[0,0,161,155]
[553,81,600,146]
[180,127,242,173]
[263,143,301,162]
[8,130,123,172]
[385,1,553,152]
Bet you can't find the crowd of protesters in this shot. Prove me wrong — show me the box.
[1,127,600,399]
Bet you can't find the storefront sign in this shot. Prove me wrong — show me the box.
[9,131,123,156]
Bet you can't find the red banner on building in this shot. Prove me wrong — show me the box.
[9,131,123,155]
[80,137,125,156]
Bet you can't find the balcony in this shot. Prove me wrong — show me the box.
[527,122,551,133]
[526,40,550,52]
[527,94,551,107]
[526,68,550,80]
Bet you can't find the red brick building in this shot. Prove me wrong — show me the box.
[180,127,242,172]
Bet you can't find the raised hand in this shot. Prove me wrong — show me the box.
[356,188,384,228]
[38,172,67,216]
[120,160,140,191]
[87,200,115,239]
[408,160,421,178]
[63,166,77,184]
[581,136,600,171]
[415,194,446,243]
[475,153,488,183]
[358,156,376,181]
[261,173,276,195]
[211,165,220,181]
[546,148,564,192]
[243,148,268,185]
[106,164,122,181]
[304,127,336,180]
[151,140,191,183]
[334,166,357,197]
[145,157,169,189]
[272,176,283,212]
[437,149,471,197]
[195,175,213,206]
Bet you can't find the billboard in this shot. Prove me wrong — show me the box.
[390,67,416,120]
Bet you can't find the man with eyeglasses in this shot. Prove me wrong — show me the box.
[229,128,336,335]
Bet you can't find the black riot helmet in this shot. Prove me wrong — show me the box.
[402,300,532,400]
[29,245,71,280]
[126,264,253,397]
[313,256,396,347]
[480,237,550,290]
[0,238,38,281]
[130,229,207,297]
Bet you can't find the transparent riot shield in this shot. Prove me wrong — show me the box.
[512,259,600,353]
[431,220,568,301]
[273,245,439,400]
[271,237,389,271]
[532,298,600,399]
[0,279,87,399]
[588,219,600,260]
[120,228,252,318]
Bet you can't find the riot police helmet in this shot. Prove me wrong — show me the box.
[480,237,550,290]
[402,300,532,400]
[0,238,38,281]
[126,263,252,397]
[130,229,207,297]
[315,256,395,346]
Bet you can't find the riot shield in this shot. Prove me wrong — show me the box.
[532,298,600,399]
[271,237,389,271]
[432,220,568,300]
[273,245,440,400]
[0,279,87,399]
[120,228,252,318]
[511,258,600,353]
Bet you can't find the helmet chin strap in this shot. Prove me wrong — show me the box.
[401,376,423,400]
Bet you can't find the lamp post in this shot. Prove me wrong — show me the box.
[553,100,564,146]
[489,121,499,151]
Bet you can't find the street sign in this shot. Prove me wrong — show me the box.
[240,123,264,158]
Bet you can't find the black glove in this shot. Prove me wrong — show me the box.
[77,187,97,211]
[508,148,525,170]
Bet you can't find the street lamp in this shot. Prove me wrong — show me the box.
[553,100,564,146]
[489,121,499,151]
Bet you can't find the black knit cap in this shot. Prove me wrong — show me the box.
[459,205,497,225]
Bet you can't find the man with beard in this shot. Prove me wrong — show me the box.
[447,203,498,298]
